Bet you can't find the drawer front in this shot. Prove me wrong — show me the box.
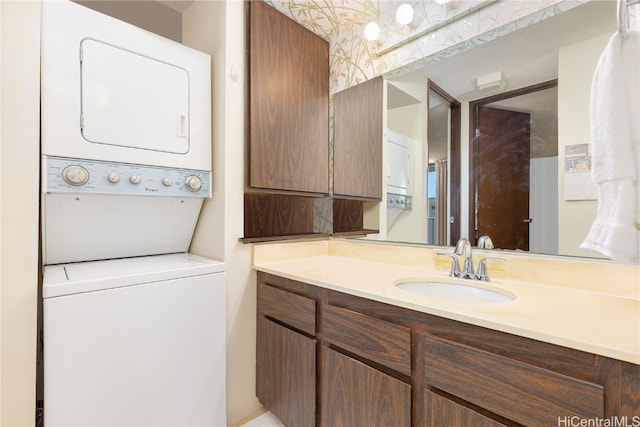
[322,304,411,376]
[424,335,604,427]
[423,389,508,427]
[258,283,316,335]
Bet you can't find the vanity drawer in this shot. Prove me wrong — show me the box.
[322,304,411,376]
[258,283,316,335]
[423,335,604,427]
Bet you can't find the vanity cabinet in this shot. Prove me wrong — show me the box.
[256,272,640,426]
[333,76,383,200]
[246,1,329,195]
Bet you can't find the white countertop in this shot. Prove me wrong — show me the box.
[253,240,640,365]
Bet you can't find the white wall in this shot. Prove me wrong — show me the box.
[182,1,260,425]
[558,32,610,258]
[0,1,41,425]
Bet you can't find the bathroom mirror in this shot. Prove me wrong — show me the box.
[377,0,624,258]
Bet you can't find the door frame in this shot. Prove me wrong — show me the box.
[428,80,461,245]
[468,79,557,246]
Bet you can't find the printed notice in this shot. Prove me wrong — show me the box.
[564,144,597,200]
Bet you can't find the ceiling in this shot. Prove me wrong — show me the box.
[393,0,615,100]
[157,0,194,13]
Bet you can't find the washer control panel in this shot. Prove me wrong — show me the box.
[44,156,211,198]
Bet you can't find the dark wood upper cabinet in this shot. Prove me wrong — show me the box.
[246,1,329,195]
[333,77,383,200]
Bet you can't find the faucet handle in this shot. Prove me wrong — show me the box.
[437,253,460,278]
[476,257,505,281]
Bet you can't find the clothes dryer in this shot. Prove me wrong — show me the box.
[41,0,211,171]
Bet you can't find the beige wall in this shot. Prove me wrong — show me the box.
[74,0,182,42]
[0,1,41,425]
[557,32,610,258]
[183,1,260,425]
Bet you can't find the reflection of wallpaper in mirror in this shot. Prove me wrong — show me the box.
[268,0,582,93]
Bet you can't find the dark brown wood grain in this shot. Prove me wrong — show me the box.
[256,317,316,427]
[424,389,508,427]
[325,287,596,381]
[320,346,411,427]
[333,77,383,200]
[332,198,363,233]
[597,356,640,418]
[322,304,412,376]
[424,334,604,426]
[475,106,531,250]
[244,193,314,238]
[621,361,640,417]
[246,1,329,194]
[259,271,321,300]
[258,283,316,336]
[595,356,622,418]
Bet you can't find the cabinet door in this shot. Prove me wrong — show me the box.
[256,317,316,427]
[321,346,410,427]
[424,389,508,427]
[333,77,383,200]
[423,334,604,426]
[247,1,329,195]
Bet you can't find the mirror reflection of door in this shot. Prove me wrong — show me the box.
[471,81,559,253]
[427,81,461,246]
[476,106,531,250]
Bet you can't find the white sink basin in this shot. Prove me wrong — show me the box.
[396,280,516,303]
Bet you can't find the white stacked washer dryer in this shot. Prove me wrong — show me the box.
[40,2,226,426]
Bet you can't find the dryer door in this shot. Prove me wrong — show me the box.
[80,39,189,154]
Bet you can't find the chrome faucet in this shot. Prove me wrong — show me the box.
[437,238,505,281]
[454,238,475,279]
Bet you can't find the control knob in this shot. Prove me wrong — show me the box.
[162,177,173,186]
[130,175,141,184]
[108,173,120,183]
[62,165,90,186]
[185,175,202,192]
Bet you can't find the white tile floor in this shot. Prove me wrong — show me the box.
[240,410,285,427]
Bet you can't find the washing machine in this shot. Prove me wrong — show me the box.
[43,254,226,426]
[40,2,226,425]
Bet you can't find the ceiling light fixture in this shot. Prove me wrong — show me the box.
[395,4,414,26]
[364,21,383,43]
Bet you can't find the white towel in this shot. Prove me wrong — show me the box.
[581,30,640,263]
